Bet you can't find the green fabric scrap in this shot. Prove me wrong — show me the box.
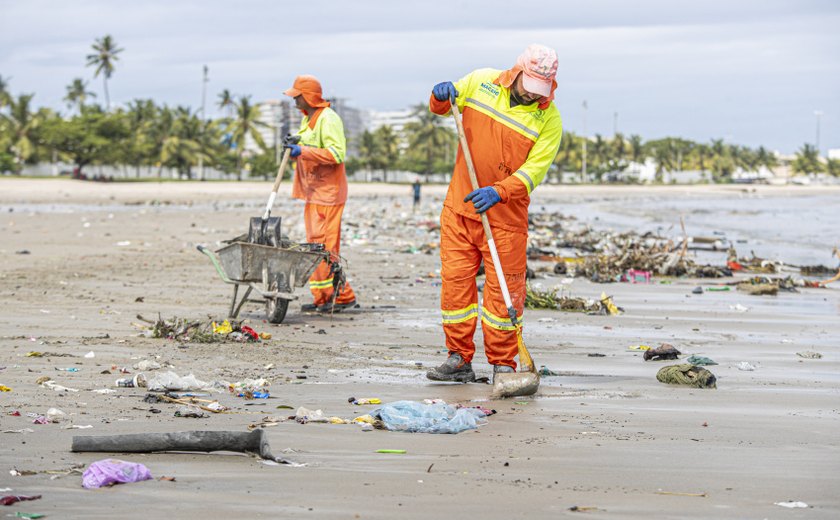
[686,355,718,366]
[656,363,717,389]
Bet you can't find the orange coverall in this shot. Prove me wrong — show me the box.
[292,106,356,306]
[430,67,563,368]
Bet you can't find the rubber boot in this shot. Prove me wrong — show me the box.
[426,353,476,383]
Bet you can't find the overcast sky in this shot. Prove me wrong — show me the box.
[2,0,838,154]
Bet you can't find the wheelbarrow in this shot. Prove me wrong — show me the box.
[198,241,329,324]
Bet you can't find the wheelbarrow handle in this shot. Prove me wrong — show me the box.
[197,245,233,284]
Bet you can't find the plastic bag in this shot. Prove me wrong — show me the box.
[371,400,488,434]
[146,371,214,392]
[82,459,152,489]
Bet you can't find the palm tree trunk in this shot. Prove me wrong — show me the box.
[103,77,110,110]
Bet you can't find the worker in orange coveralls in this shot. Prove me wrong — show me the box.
[425,44,563,383]
[283,75,357,312]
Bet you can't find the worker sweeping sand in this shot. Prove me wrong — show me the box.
[423,44,563,397]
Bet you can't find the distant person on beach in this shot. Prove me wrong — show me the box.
[283,75,357,313]
[424,44,563,383]
[412,179,421,211]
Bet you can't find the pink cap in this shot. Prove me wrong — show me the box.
[516,44,558,97]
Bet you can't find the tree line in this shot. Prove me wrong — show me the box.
[1,35,837,181]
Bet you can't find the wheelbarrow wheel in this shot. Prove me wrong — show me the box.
[266,297,289,324]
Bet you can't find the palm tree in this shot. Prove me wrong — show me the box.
[827,158,840,178]
[0,93,41,171]
[791,143,824,175]
[626,134,645,165]
[0,74,10,108]
[553,130,579,179]
[86,35,123,110]
[125,99,157,176]
[64,78,96,114]
[402,104,455,177]
[160,107,205,179]
[373,125,400,182]
[217,89,234,118]
[755,146,778,172]
[225,96,267,180]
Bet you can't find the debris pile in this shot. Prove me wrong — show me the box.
[135,315,264,343]
[525,285,622,315]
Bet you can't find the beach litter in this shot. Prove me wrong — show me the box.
[774,501,809,508]
[685,355,717,366]
[348,397,381,405]
[796,351,822,359]
[643,343,681,361]
[0,385,11,392]
[736,361,756,371]
[0,495,41,506]
[146,371,215,392]
[525,285,622,315]
[656,364,717,389]
[82,459,152,489]
[72,429,300,465]
[729,304,750,313]
[133,360,162,371]
[370,400,492,434]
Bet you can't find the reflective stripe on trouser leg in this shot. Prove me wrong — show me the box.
[440,207,482,363]
[475,221,527,369]
[305,202,356,305]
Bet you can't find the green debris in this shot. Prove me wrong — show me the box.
[656,364,717,389]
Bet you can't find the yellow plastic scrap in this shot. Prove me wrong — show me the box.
[600,292,621,315]
[353,414,375,424]
[26,351,43,357]
[0,385,12,392]
[328,417,348,424]
[628,345,652,351]
[259,332,272,340]
[212,320,233,335]
[354,398,381,405]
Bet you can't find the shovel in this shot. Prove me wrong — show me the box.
[450,103,540,398]
[249,135,301,246]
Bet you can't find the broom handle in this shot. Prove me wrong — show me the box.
[451,103,518,325]
[261,147,293,220]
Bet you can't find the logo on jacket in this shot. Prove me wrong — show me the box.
[479,82,500,97]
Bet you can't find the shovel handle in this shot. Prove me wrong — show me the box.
[450,103,517,321]
[262,147,293,220]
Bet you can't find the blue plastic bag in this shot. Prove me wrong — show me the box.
[371,401,488,434]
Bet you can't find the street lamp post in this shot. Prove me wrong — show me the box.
[198,65,209,181]
[582,100,588,183]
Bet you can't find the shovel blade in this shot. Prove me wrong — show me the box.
[491,371,540,398]
[249,217,282,246]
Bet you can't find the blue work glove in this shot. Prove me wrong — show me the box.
[432,81,458,104]
[464,186,501,213]
[285,143,302,158]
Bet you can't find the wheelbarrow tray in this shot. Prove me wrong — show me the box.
[217,241,326,289]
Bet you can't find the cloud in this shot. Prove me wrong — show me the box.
[1,0,838,151]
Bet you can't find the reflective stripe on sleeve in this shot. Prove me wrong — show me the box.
[513,169,535,193]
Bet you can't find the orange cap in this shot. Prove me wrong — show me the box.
[284,75,330,108]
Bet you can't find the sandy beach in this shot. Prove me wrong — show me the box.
[1,179,838,519]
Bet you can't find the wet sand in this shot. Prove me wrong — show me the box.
[1,179,838,519]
